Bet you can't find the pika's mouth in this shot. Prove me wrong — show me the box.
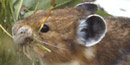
[22,37,33,45]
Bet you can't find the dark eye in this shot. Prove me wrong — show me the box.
[40,24,49,33]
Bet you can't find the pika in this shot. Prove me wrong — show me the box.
[12,2,130,65]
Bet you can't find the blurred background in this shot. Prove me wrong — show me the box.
[84,0,130,17]
[0,0,130,65]
[95,0,130,17]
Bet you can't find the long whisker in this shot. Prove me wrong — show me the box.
[35,38,67,51]
[23,46,33,60]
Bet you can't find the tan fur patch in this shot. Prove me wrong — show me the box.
[84,47,96,60]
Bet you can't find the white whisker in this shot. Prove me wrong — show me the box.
[35,38,67,51]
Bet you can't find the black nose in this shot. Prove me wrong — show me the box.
[21,37,33,46]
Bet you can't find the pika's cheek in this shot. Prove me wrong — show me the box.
[40,31,63,41]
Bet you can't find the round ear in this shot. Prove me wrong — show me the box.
[77,14,107,47]
[75,2,98,14]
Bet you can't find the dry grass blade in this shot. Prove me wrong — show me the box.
[0,24,12,38]
[38,0,56,33]
[38,6,54,33]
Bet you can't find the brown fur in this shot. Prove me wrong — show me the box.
[12,8,130,65]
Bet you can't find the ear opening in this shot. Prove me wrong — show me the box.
[77,14,107,47]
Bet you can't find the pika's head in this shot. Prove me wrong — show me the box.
[12,2,106,57]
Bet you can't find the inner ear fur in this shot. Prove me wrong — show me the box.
[77,14,107,47]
